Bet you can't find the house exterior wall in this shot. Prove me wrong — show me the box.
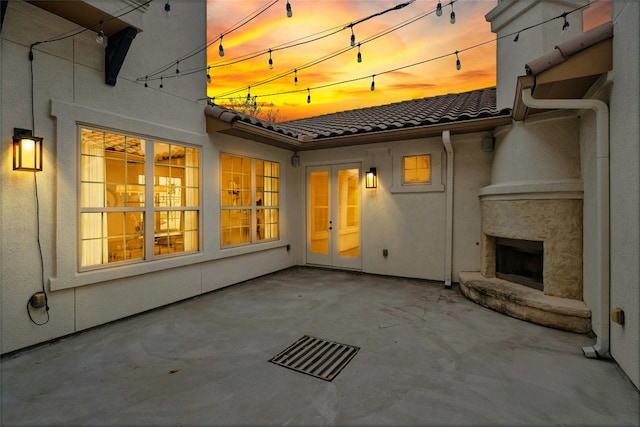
[608,0,640,389]
[297,133,491,282]
[0,1,296,354]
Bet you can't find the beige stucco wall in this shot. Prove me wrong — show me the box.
[608,0,640,389]
[0,1,297,353]
[298,133,492,282]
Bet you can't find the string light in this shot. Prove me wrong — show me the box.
[357,43,362,63]
[350,26,356,47]
[144,0,425,86]
[96,21,104,44]
[286,1,293,18]
[268,49,273,69]
[206,2,593,106]
[164,1,171,15]
[219,35,225,57]
[370,75,375,91]
[206,67,212,83]
[450,3,456,24]
[561,12,570,33]
[294,69,298,85]
[436,1,442,16]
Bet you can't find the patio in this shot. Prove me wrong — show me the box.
[1,267,638,426]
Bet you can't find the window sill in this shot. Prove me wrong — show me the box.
[389,183,445,194]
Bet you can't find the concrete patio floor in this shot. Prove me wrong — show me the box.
[2,267,638,426]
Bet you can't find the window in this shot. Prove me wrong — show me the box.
[221,153,279,247]
[79,128,199,268]
[403,155,431,185]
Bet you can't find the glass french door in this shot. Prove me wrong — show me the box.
[306,163,361,270]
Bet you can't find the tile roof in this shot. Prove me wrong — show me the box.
[206,87,511,143]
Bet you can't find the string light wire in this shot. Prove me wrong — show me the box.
[206,2,593,105]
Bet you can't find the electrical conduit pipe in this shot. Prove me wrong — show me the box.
[442,130,453,289]
[521,88,610,358]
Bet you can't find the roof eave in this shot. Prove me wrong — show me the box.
[208,115,512,151]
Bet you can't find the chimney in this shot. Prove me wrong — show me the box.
[485,0,588,111]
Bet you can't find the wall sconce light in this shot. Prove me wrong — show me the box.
[13,128,43,171]
[365,167,377,189]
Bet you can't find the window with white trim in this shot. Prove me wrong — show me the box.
[403,154,431,185]
[220,153,279,247]
[79,128,200,268]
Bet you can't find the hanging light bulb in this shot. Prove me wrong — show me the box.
[160,76,164,89]
[294,69,298,86]
[144,76,148,88]
[561,12,570,33]
[286,1,293,18]
[450,4,456,24]
[164,1,171,15]
[350,27,356,47]
[513,32,520,42]
[175,60,180,77]
[370,75,375,91]
[307,88,311,104]
[455,51,461,70]
[218,35,225,57]
[357,43,362,63]
[247,86,251,102]
[436,1,442,16]
[253,97,258,110]
[206,67,212,84]
[96,21,104,44]
[268,49,273,69]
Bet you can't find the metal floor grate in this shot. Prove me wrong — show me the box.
[270,335,360,381]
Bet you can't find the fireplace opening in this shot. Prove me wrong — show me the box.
[496,237,543,291]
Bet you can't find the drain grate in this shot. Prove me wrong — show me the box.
[270,335,360,381]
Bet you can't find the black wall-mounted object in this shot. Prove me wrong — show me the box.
[105,26,137,86]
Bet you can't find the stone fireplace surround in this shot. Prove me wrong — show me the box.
[459,187,592,333]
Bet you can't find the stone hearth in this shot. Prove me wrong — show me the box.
[460,192,591,333]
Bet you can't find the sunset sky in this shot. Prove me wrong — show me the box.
[205,0,611,121]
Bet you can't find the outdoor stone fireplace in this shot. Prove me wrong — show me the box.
[460,194,592,333]
[458,117,592,333]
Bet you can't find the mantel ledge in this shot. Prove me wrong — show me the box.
[479,180,583,200]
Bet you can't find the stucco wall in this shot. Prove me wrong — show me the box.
[0,1,296,354]
[298,133,491,282]
[609,0,640,389]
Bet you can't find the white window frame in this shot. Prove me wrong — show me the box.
[50,100,207,290]
[220,153,280,248]
[391,149,444,193]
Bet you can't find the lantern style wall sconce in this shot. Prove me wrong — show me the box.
[365,167,377,189]
[13,128,43,171]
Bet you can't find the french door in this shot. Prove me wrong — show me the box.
[306,163,361,270]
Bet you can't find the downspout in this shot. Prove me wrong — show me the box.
[521,88,610,359]
[442,130,453,289]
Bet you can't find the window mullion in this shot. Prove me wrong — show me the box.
[145,139,154,259]
[251,159,257,243]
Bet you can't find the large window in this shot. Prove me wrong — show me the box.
[221,153,279,247]
[80,128,199,268]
